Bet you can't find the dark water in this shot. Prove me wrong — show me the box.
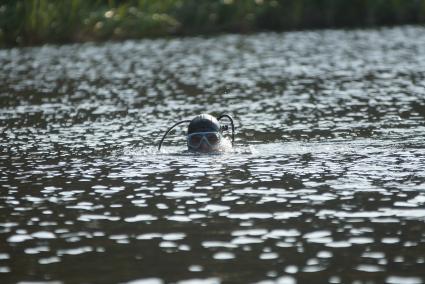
[1,26,425,284]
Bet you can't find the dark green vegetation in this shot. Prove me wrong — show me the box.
[2,0,425,47]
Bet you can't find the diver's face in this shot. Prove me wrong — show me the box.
[198,140,214,152]
[187,132,221,152]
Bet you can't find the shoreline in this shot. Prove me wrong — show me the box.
[2,0,425,48]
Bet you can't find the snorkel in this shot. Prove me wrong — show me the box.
[158,113,235,152]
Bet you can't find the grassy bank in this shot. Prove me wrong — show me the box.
[1,0,425,47]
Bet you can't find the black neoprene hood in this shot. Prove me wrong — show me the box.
[187,114,220,134]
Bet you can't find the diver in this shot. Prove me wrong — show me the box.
[158,113,235,153]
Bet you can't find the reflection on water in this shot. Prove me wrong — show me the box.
[1,26,425,283]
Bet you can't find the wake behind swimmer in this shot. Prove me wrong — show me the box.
[158,114,235,153]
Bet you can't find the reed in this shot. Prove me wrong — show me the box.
[1,0,425,47]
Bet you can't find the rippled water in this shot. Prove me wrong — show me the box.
[1,26,425,284]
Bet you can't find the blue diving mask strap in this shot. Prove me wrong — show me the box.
[217,114,235,145]
[158,120,191,150]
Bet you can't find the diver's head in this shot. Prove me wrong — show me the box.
[187,114,221,152]
[157,113,234,152]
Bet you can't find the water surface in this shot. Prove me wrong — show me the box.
[1,26,425,284]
